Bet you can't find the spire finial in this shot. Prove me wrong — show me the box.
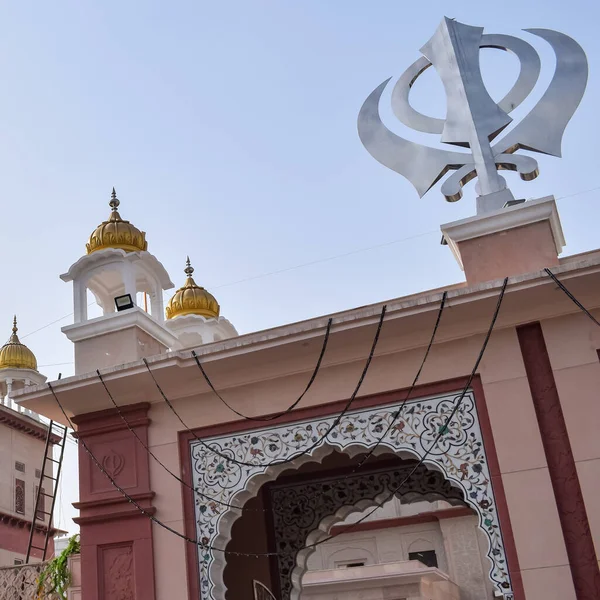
[184,256,194,278]
[109,187,120,212]
[12,315,17,334]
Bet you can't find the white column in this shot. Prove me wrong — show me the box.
[73,280,88,323]
[122,263,137,305]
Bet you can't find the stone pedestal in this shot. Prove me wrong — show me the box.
[441,196,565,285]
[62,307,178,375]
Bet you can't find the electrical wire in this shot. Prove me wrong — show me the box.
[544,268,600,327]
[351,291,447,471]
[143,305,386,468]
[191,318,333,422]
[309,277,507,546]
[46,279,506,558]
[96,370,259,512]
[15,180,600,346]
[97,296,442,513]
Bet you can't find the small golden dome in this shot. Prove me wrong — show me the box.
[166,258,220,320]
[0,317,38,371]
[86,189,148,254]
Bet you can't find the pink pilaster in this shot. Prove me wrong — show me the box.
[72,403,156,600]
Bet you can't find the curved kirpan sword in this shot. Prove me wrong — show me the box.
[358,20,588,209]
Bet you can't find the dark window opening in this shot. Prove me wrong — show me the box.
[409,550,438,568]
[15,461,25,473]
[344,562,365,568]
[15,479,25,515]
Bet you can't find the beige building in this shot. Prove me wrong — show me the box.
[0,318,60,566]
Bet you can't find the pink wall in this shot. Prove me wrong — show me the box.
[17,255,600,599]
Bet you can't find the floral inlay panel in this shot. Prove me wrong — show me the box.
[190,390,514,600]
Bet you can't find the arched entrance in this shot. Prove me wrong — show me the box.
[188,389,514,599]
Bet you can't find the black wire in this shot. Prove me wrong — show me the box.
[311,277,508,545]
[191,318,333,422]
[98,298,439,513]
[95,370,257,513]
[47,382,273,557]
[544,268,600,327]
[352,291,447,471]
[47,280,506,558]
[143,305,387,468]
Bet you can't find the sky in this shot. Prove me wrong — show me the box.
[0,0,598,536]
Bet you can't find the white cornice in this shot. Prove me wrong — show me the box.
[441,196,565,269]
[61,307,179,348]
[14,249,600,400]
[60,248,174,289]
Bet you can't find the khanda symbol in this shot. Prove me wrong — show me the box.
[358,18,588,214]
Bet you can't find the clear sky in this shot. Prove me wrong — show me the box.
[1,0,598,536]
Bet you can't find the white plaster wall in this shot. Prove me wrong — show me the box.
[305,504,494,600]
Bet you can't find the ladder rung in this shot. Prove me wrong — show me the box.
[43,476,57,482]
[29,545,45,551]
[45,457,60,463]
[36,510,52,516]
[40,491,54,498]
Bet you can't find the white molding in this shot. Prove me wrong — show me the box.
[164,313,239,348]
[61,306,179,348]
[60,248,174,289]
[441,196,565,270]
[14,249,600,401]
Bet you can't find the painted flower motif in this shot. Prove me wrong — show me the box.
[250,448,264,457]
[373,423,384,433]
[250,436,259,445]
[215,463,225,473]
[294,433,304,442]
[345,423,356,433]
[394,421,405,431]
[199,505,207,513]
[484,518,493,527]
[472,463,483,473]
[269,443,278,452]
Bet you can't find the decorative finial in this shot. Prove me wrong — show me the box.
[109,187,120,212]
[184,256,194,278]
[12,315,17,335]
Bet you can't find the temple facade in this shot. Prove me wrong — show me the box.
[13,186,600,600]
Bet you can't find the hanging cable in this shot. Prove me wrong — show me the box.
[98,296,441,513]
[143,305,386,469]
[95,370,258,512]
[47,279,506,558]
[191,318,333,422]
[351,291,447,471]
[544,268,600,327]
[311,278,507,545]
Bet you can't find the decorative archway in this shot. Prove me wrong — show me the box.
[189,389,514,600]
[268,462,466,599]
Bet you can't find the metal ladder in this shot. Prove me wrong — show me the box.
[25,420,68,562]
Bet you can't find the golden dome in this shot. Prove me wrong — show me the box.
[86,189,148,254]
[0,317,38,371]
[166,258,220,320]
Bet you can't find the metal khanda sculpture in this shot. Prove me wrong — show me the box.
[358,17,588,215]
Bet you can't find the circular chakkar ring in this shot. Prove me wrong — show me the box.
[391,34,542,135]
